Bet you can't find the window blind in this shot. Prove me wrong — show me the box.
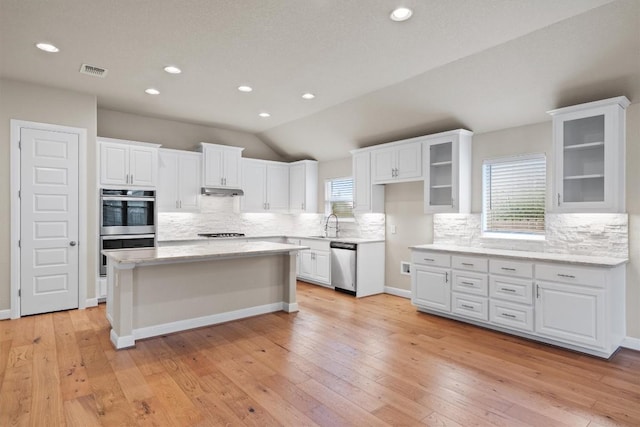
[483,155,546,235]
[325,177,354,218]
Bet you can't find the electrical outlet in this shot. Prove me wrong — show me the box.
[400,261,411,275]
[391,225,397,234]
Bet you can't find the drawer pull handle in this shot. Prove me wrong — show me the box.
[461,262,474,266]
[501,267,516,271]
[557,273,576,279]
[461,304,475,310]
[424,258,435,262]
[500,288,516,293]
[502,313,517,319]
[461,281,475,286]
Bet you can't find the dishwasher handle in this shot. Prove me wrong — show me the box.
[330,241,357,250]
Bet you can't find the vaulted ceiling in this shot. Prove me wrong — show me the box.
[1,0,638,161]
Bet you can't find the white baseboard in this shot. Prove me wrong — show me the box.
[84,298,98,308]
[384,286,411,299]
[132,302,285,342]
[622,336,640,351]
[284,302,299,313]
[110,329,135,349]
[0,309,10,320]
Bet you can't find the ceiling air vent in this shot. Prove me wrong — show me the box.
[79,64,108,78]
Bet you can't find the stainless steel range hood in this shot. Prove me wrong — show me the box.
[201,187,244,197]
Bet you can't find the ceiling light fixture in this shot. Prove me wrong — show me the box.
[164,65,182,74]
[390,7,413,22]
[145,88,160,95]
[302,93,315,100]
[238,85,253,92]
[258,112,271,118]
[36,42,59,53]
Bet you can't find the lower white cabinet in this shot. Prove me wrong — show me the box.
[412,265,451,312]
[297,238,331,286]
[411,248,626,358]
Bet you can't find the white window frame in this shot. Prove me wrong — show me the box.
[482,153,546,240]
[324,176,355,221]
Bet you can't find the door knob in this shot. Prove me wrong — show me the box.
[69,241,77,246]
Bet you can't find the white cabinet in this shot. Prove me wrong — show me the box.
[548,96,629,213]
[351,151,384,213]
[372,141,422,184]
[289,160,318,213]
[423,130,472,213]
[240,159,289,212]
[99,137,160,187]
[157,149,201,212]
[411,251,451,313]
[297,238,331,285]
[410,247,625,358]
[200,142,244,188]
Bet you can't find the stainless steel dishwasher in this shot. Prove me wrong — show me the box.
[330,241,357,295]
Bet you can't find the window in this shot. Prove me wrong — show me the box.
[482,154,546,237]
[325,177,354,219]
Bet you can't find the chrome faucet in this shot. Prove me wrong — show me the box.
[325,213,340,238]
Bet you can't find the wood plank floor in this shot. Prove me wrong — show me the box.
[1,282,639,426]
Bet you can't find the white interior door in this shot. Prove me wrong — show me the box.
[20,128,79,315]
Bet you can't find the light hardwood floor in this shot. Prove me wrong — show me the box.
[1,282,639,426]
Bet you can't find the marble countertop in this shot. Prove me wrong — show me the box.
[410,244,627,267]
[158,235,384,244]
[103,241,306,266]
[290,236,384,244]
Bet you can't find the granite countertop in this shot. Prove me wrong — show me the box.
[290,236,385,244]
[103,241,306,266]
[410,244,627,267]
[157,235,385,244]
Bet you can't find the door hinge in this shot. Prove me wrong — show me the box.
[18,140,21,149]
[18,240,21,248]
[18,190,21,199]
[18,289,21,297]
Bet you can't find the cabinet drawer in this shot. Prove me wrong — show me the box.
[452,293,488,321]
[452,271,488,296]
[489,276,533,305]
[452,255,488,273]
[412,251,450,268]
[490,300,533,332]
[490,258,533,278]
[535,263,606,288]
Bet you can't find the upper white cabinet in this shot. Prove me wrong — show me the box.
[289,160,318,213]
[157,149,201,212]
[199,142,244,188]
[351,151,385,213]
[548,96,629,213]
[99,137,160,188]
[240,159,290,212]
[423,130,472,213]
[372,141,422,184]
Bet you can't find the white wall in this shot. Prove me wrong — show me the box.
[0,78,98,308]
[97,108,284,161]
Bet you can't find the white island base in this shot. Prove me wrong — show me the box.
[104,242,303,349]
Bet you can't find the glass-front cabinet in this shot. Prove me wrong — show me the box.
[423,130,472,213]
[549,96,629,213]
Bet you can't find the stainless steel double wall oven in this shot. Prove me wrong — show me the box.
[99,189,156,276]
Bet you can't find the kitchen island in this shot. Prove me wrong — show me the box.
[103,241,305,349]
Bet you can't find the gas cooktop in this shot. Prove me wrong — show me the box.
[197,233,246,238]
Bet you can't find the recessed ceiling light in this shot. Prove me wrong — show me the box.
[238,85,253,93]
[302,93,315,100]
[258,112,271,118]
[164,65,182,74]
[390,7,413,22]
[145,88,160,95]
[36,42,59,53]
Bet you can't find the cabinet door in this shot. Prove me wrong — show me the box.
[203,147,224,187]
[178,153,201,211]
[289,163,306,212]
[535,281,605,349]
[157,150,179,211]
[372,148,395,183]
[299,250,314,279]
[395,142,422,180]
[240,160,266,212]
[313,250,331,284]
[353,152,371,212]
[267,164,290,211]
[412,265,451,312]
[100,143,129,186]
[223,149,241,188]
[129,145,157,187]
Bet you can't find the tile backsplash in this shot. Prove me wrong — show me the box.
[433,213,628,258]
[157,196,385,241]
